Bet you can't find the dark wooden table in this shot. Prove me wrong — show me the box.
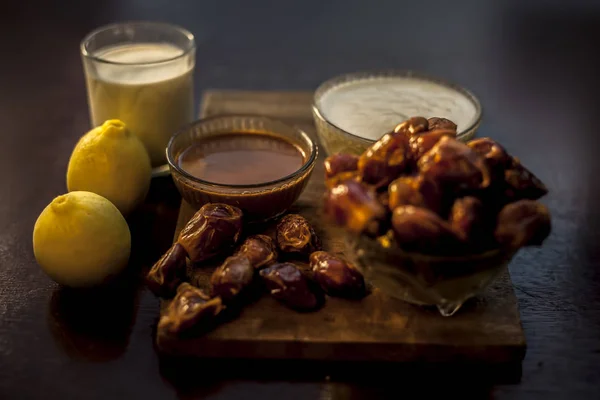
[1,1,599,398]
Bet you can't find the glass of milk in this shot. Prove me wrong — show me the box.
[81,22,196,168]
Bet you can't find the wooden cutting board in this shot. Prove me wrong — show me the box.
[157,90,526,364]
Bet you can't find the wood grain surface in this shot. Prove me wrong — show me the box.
[1,1,600,399]
[157,91,526,364]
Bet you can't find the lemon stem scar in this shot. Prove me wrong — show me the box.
[50,194,72,213]
[101,119,130,138]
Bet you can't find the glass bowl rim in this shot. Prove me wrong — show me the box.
[80,20,196,66]
[312,69,483,143]
[166,114,318,190]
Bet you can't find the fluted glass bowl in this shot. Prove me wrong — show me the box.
[312,70,482,156]
[166,115,317,222]
[345,234,516,317]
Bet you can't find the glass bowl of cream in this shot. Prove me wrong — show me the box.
[312,70,482,156]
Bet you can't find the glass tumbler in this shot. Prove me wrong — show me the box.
[81,21,196,168]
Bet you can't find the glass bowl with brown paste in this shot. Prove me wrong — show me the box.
[167,115,317,222]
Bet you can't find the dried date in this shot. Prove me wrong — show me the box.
[145,243,188,298]
[358,134,410,187]
[309,251,366,298]
[427,117,457,132]
[467,137,512,175]
[408,129,457,160]
[324,153,359,179]
[503,159,549,201]
[418,136,491,193]
[391,205,465,254]
[494,199,551,248]
[259,263,324,311]
[393,116,430,138]
[358,119,422,187]
[276,214,321,256]
[448,196,486,243]
[157,283,224,337]
[324,180,387,235]
[325,170,361,189]
[210,254,255,303]
[177,203,243,263]
[388,175,443,213]
[467,138,548,201]
[236,234,278,269]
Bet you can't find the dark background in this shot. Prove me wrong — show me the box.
[1,0,599,398]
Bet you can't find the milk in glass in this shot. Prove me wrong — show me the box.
[84,43,194,166]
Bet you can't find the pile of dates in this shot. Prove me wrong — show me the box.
[146,205,366,338]
[323,116,552,255]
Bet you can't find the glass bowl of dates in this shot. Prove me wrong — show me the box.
[323,116,551,316]
[312,70,482,156]
[167,115,317,222]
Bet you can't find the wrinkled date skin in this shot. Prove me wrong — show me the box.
[449,196,486,243]
[324,153,359,179]
[358,131,410,187]
[259,263,324,311]
[391,205,465,254]
[503,159,549,201]
[358,117,428,188]
[388,175,443,213]
[427,117,457,132]
[418,136,491,193]
[325,170,361,189]
[393,116,430,138]
[157,283,224,337]
[467,138,548,202]
[309,251,366,298]
[210,254,255,303]
[178,203,243,263]
[467,137,512,176]
[494,199,551,248]
[276,214,322,256]
[408,129,457,161]
[236,234,278,269]
[146,243,188,298]
[324,180,387,235]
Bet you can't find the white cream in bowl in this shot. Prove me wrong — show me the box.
[317,74,480,141]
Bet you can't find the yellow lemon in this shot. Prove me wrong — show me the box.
[33,191,131,287]
[66,119,152,216]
